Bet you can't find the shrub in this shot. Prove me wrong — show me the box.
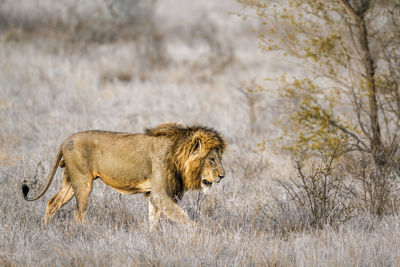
[268,148,357,231]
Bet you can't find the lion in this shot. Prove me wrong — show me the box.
[21,123,226,229]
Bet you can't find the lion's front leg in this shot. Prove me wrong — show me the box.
[150,194,192,226]
[150,152,193,226]
[148,198,161,231]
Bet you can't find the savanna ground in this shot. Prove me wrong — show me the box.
[1,0,400,266]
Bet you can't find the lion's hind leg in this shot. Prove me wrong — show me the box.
[70,174,93,224]
[44,170,74,224]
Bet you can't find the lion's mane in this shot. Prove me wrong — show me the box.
[145,123,226,197]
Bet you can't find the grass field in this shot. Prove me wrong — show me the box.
[1,0,399,266]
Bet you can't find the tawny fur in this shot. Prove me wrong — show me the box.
[21,123,226,228]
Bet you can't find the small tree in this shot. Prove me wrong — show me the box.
[238,0,400,215]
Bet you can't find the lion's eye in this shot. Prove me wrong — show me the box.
[209,158,215,164]
[203,180,212,186]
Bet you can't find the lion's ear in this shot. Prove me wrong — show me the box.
[191,137,203,154]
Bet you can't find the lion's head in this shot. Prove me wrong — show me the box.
[198,147,225,193]
[146,123,226,194]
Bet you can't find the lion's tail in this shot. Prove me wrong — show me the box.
[22,146,63,201]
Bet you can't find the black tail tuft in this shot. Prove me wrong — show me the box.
[21,184,30,200]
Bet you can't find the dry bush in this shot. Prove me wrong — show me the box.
[266,137,400,234]
[266,149,357,233]
[344,140,400,216]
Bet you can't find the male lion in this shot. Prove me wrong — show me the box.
[21,123,226,229]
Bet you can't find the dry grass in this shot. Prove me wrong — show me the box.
[2,164,400,266]
[0,0,399,266]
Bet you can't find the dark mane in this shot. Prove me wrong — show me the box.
[146,123,226,152]
[145,123,226,194]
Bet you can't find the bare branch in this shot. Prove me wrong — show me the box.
[339,0,362,23]
[328,119,369,151]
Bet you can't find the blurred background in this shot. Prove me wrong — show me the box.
[0,0,289,177]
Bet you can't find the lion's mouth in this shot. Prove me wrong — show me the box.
[202,180,212,186]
